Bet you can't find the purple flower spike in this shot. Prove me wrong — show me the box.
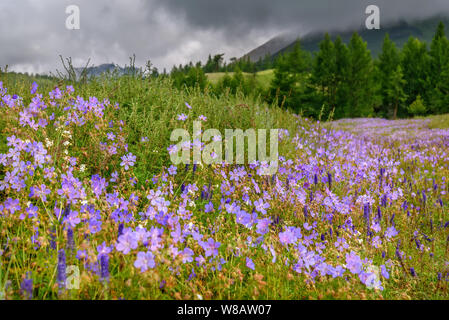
[57,249,67,288]
[67,227,75,252]
[20,272,33,300]
[30,82,38,95]
[100,254,109,283]
[118,223,124,238]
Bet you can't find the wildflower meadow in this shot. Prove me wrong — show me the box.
[0,73,449,300]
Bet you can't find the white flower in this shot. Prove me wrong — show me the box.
[80,164,86,172]
[45,138,54,148]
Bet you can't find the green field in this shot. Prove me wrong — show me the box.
[1,72,449,300]
[206,69,274,89]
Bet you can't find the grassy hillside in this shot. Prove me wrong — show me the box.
[1,72,449,300]
[421,113,449,129]
[0,71,296,182]
[206,69,274,89]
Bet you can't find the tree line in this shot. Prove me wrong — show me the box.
[169,57,269,97]
[169,21,449,120]
[9,22,449,121]
[271,21,449,119]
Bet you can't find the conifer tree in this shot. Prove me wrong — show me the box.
[312,33,337,115]
[185,67,208,90]
[385,65,407,119]
[346,33,374,117]
[333,36,350,119]
[204,54,214,73]
[231,67,245,94]
[269,41,311,112]
[401,37,429,108]
[428,22,449,113]
[378,33,401,117]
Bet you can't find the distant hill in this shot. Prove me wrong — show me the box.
[244,15,449,61]
[244,35,297,62]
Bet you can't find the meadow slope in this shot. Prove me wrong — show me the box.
[0,75,448,300]
[206,69,274,90]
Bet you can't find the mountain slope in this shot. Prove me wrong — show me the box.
[74,63,139,78]
[244,15,449,61]
[244,35,296,62]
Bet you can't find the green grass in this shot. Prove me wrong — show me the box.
[0,71,297,184]
[0,72,308,300]
[1,71,449,300]
[423,113,449,129]
[206,69,274,90]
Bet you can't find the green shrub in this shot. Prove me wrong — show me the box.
[408,95,427,116]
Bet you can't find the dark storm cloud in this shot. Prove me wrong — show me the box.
[1,0,449,74]
[152,0,449,36]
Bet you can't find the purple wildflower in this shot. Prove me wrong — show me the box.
[57,249,66,288]
[345,251,363,274]
[30,82,38,95]
[200,238,220,257]
[67,227,75,251]
[134,251,156,272]
[120,153,136,170]
[116,232,138,255]
[100,254,109,282]
[385,226,398,239]
[91,174,108,198]
[20,273,33,300]
[246,257,255,270]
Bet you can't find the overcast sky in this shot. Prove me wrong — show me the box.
[1,0,449,74]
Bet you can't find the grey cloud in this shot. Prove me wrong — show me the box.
[152,0,449,34]
[1,1,449,74]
